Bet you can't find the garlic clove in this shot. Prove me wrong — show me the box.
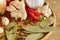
[25,0,44,9]
[37,4,49,13]
[42,4,49,10]
[42,8,52,17]
[0,27,4,33]
[37,3,52,17]
[1,17,9,26]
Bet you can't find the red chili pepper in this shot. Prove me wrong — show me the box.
[26,7,40,17]
[26,7,43,21]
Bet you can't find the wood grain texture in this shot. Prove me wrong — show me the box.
[45,0,60,40]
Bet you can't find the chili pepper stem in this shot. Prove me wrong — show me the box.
[38,15,43,22]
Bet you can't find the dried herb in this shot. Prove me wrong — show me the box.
[25,33,43,40]
[45,16,55,25]
[6,21,18,40]
[22,26,56,33]
[39,16,55,28]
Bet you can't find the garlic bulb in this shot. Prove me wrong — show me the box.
[25,0,44,9]
[0,27,4,33]
[2,17,9,26]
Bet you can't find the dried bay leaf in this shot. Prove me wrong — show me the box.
[46,16,55,25]
[25,33,43,40]
[22,26,56,33]
[6,21,18,40]
[40,16,55,28]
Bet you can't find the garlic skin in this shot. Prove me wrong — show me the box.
[0,0,6,14]
[2,17,9,26]
[42,8,52,17]
[7,0,27,20]
[0,27,4,33]
[37,4,52,17]
[26,0,44,9]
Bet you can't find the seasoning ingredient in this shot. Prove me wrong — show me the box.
[2,17,9,26]
[37,4,52,17]
[6,21,18,40]
[25,33,43,40]
[22,26,56,33]
[0,0,6,14]
[26,7,43,21]
[7,0,27,20]
[0,27,4,33]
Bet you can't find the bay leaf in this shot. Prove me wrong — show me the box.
[22,26,56,33]
[39,20,48,28]
[6,21,18,40]
[25,33,43,40]
[46,16,55,25]
[39,16,55,28]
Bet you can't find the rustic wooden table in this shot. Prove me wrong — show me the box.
[45,0,60,40]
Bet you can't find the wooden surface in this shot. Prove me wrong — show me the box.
[45,0,60,40]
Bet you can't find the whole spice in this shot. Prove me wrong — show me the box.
[22,26,56,33]
[6,21,18,40]
[25,33,43,40]
[26,7,43,21]
[37,4,52,17]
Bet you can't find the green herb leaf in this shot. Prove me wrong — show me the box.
[25,33,43,40]
[39,20,48,28]
[6,21,18,40]
[46,16,56,25]
[39,16,55,28]
[22,26,56,33]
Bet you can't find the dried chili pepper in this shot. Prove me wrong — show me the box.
[26,7,43,21]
